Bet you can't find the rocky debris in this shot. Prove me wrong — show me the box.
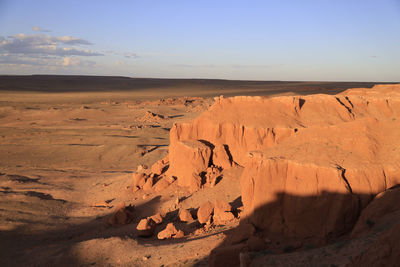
[167,140,211,189]
[205,166,222,187]
[157,223,184,239]
[143,96,207,108]
[179,209,194,222]
[142,176,153,192]
[136,218,156,237]
[213,145,232,169]
[151,156,169,175]
[213,199,235,224]
[197,201,214,224]
[143,111,165,121]
[148,213,163,225]
[209,243,247,267]
[133,172,148,191]
[107,203,135,225]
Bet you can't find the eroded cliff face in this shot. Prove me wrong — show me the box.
[166,84,400,240]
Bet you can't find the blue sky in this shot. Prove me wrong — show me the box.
[0,0,399,81]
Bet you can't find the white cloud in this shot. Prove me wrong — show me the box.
[0,31,138,72]
[0,33,103,68]
[0,34,99,57]
[0,53,96,68]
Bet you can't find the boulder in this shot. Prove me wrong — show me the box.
[108,203,135,225]
[133,172,147,190]
[179,209,194,222]
[157,223,184,239]
[167,140,211,188]
[213,199,235,224]
[136,218,156,237]
[148,213,163,225]
[197,201,214,224]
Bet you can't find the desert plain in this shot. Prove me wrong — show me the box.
[0,76,399,266]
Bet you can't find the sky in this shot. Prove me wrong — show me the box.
[0,0,399,81]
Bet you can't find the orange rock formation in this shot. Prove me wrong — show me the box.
[166,84,400,240]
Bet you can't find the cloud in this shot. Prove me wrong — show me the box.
[0,53,96,68]
[0,31,137,71]
[62,57,96,67]
[0,32,101,69]
[0,34,99,57]
[32,26,51,32]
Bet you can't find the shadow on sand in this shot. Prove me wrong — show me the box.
[0,188,383,266]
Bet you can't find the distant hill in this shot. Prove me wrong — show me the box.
[0,75,393,95]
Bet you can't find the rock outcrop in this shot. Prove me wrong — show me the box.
[166,140,211,190]
[165,84,400,240]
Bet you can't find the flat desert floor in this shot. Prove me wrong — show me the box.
[0,77,390,266]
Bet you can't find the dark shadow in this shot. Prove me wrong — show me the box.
[205,190,376,266]
[106,135,139,139]
[229,196,243,210]
[223,144,235,165]
[69,118,87,121]
[168,114,184,119]
[67,143,101,146]
[101,170,133,173]
[0,173,40,184]
[1,174,395,267]
[198,140,215,167]
[137,144,168,156]
[299,98,306,109]
[0,194,163,266]
[0,188,67,203]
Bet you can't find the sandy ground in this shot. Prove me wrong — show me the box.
[0,87,243,266]
[0,79,387,266]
